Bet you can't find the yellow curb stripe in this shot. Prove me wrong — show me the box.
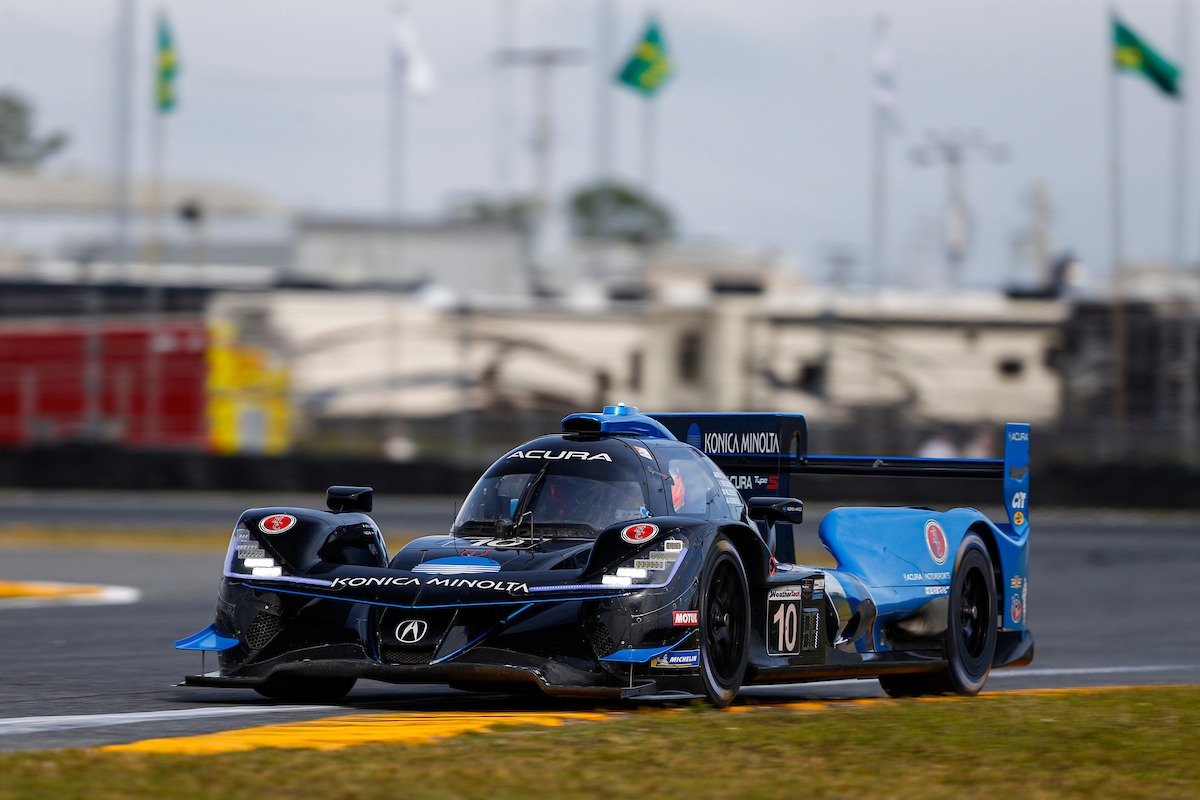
[0,580,141,609]
[101,711,613,755]
[98,684,1179,756]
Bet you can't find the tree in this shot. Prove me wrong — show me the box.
[0,91,67,170]
[568,181,674,245]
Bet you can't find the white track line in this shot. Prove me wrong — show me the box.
[0,705,334,736]
[989,664,1200,678]
[741,663,1200,691]
[3,665,1195,737]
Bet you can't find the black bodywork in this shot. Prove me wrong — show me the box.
[179,408,1033,705]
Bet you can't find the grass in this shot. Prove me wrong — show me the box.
[0,687,1196,799]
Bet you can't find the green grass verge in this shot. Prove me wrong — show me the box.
[1,687,1197,799]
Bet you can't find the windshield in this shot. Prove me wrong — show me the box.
[451,438,654,536]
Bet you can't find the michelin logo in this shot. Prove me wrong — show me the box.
[651,650,700,668]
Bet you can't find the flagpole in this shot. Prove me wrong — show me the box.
[494,0,519,201]
[388,5,405,421]
[594,0,615,182]
[389,3,408,218]
[870,14,891,291]
[870,101,886,291]
[145,83,165,446]
[591,0,616,281]
[112,0,135,273]
[1109,11,1129,460]
[868,14,890,453]
[1178,0,1198,467]
[389,52,406,218]
[642,97,655,193]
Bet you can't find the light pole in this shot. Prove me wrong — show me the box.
[498,46,586,295]
[911,130,1007,291]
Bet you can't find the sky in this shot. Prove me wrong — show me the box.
[0,0,1195,291]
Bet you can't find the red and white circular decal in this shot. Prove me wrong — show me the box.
[1010,595,1023,623]
[259,513,298,534]
[924,520,948,565]
[620,523,659,545]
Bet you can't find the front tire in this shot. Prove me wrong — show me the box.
[879,532,997,697]
[698,536,749,707]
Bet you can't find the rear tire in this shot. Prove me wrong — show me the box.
[879,533,997,697]
[254,674,357,704]
[698,536,749,707]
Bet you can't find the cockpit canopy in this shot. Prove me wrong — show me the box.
[451,434,746,537]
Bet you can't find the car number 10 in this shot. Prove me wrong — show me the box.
[769,599,802,656]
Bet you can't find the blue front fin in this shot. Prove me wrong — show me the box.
[175,623,239,652]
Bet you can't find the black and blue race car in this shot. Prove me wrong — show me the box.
[177,405,1033,707]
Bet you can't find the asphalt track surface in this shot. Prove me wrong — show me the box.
[1,491,1198,753]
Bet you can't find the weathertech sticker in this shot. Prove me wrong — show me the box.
[259,514,298,534]
[767,585,812,656]
[924,520,948,565]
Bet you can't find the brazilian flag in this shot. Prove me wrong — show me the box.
[156,14,179,113]
[617,18,671,97]
[1113,16,1180,98]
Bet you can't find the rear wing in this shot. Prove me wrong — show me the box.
[649,413,1030,558]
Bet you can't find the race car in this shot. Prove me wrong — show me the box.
[177,404,1033,707]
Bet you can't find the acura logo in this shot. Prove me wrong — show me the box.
[395,619,429,644]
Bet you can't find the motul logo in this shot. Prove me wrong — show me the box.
[673,610,698,626]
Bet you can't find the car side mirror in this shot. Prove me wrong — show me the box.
[747,496,804,525]
[326,485,374,513]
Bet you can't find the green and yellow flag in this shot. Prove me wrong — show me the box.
[156,14,179,113]
[1113,16,1180,98]
[617,18,671,97]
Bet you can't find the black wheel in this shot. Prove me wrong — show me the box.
[942,534,997,694]
[879,533,997,697]
[253,674,357,704]
[698,536,749,707]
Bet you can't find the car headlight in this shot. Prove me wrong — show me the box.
[601,536,686,586]
[225,527,284,578]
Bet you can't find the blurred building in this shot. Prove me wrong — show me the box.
[2,171,1197,464]
[202,279,1065,462]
